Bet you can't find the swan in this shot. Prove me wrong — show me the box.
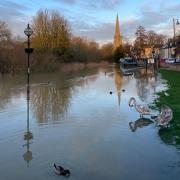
[156,105,173,127]
[53,164,70,177]
[128,97,153,118]
[129,118,154,132]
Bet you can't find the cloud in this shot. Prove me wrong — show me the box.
[82,0,125,10]
[54,0,125,10]
[0,0,179,42]
[54,0,76,4]
[72,21,115,42]
[0,1,28,19]
[164,3,180,13]
[0,0,30,36]
[71,1,180,43]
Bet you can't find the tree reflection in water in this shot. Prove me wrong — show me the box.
[30,72,99,124]
[0,75,25,110]
[135,68,157,102]
[30,78,72,123]
[158,125,180,147]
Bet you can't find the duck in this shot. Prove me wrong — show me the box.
[128,97,153,118]
[129,118,154,132]
[156,105,173,127]
[53,164,70,177]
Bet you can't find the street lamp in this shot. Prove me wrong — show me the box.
[152,47,156,70]
[24,23,33,86]
[173,18,180,61]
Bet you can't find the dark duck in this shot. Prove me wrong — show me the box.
[53,164,70,177]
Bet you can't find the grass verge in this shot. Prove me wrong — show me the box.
[155,69,180,146]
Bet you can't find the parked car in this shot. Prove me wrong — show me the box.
[122,58,137,66]
[165,58,176,64]
[160,58,166,63]
[119,58,124,63]
[176,58,180,63]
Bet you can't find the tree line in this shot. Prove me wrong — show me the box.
[0,9,168,74]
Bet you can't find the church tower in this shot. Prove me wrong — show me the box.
[114,14,122,48]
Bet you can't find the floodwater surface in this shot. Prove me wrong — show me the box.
[0,64,179,180]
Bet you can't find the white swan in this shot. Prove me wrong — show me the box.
[156,105,173,127]
[128,97,153,118]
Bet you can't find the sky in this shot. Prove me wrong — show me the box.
[0,0,179,44]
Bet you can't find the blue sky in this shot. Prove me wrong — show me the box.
[0,0,179,43]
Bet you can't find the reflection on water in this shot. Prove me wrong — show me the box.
[135,69,157,102]
[0,64,180,180]
[23,132,33,166]
[31,83,70,123]
[129,118,154,132]
[23,83,33,166]
[114,65,123,107]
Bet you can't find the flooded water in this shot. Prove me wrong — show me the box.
[0,64,179,180]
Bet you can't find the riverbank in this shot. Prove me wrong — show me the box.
[0,61,109,75]
[155,69,180,146]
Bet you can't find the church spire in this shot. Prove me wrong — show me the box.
[114,14,122,48]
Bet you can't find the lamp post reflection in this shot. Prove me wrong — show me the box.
[23,118,33,166]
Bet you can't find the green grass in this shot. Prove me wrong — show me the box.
[155,69,180,146]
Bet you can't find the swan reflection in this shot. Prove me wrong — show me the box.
[129,118,154,132]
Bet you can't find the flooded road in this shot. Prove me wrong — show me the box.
[0,63,179,180]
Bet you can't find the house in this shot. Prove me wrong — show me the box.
[160,39,175,60]
[142,45,162,59]
[176,47,180,59]
[143,45,152,58]
[175,35,180,59]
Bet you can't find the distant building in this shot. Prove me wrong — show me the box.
[141,45,162,59]
[143,45,152,58]
[160,39,175,59]
[176,47,180,59]
[175,35,180,59]
[114,14,122,49]
[160,36,180,60]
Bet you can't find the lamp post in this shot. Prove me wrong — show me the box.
[173,18,180,61]
[23,24,33,166]
[152,47,156,71]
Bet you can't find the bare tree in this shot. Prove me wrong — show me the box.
[134,26,147,49]
[32,9,71,54]
[147,30,166,46]
[0,21,11,46]
[100,43,114,60]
